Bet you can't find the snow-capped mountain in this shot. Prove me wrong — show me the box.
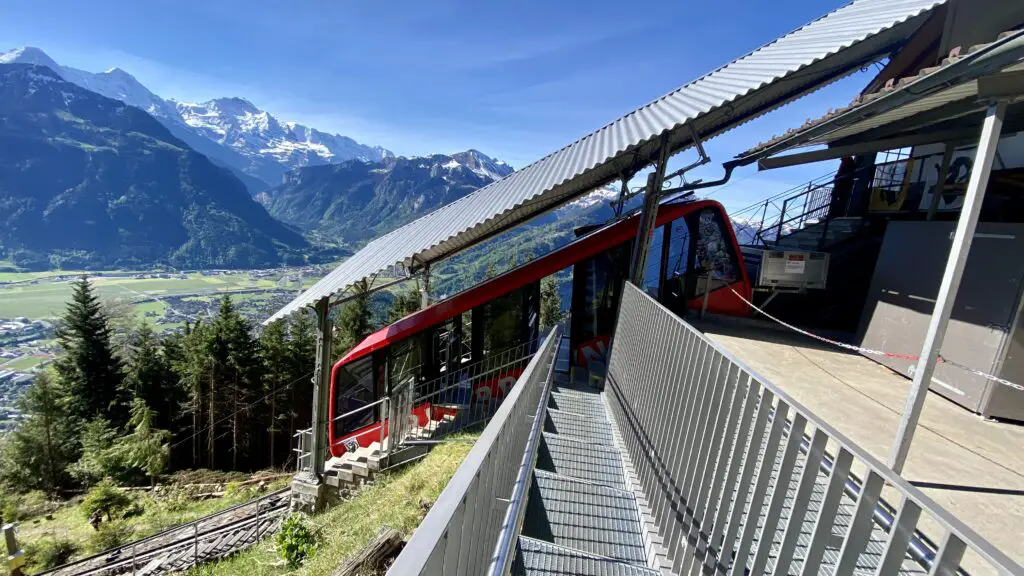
[0,46,393,193]
[444,149,514,181]
[174,97,391,183]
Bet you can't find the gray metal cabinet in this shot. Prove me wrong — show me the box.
[858,220,1024,421]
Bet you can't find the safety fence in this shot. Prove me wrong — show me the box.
[605,282,1022,576]
[408,339,540,440]
[293,340,541,473]
[387,327,560,575]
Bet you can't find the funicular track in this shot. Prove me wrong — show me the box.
[40,488,290,576]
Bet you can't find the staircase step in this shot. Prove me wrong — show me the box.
[537,434,627,491]
[544,409,614,445]
[549,389,603,410]
[522,471,647,564]
[512,536,659,576]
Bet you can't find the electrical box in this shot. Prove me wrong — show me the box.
[757,250,829,291]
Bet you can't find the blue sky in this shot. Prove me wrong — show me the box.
[0,0,877,211]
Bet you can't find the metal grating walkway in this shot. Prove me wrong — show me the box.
[515,337,659,576]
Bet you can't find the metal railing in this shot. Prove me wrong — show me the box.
[292,341,540,473]
[293,427,314,473]
[605,282,1022,576]
[407,339,540,441]
[387,327,561,576]
[731,171,838,247]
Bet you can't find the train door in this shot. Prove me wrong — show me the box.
[570,241,632,372]
[470,282,540,406]
[661,206,746,317]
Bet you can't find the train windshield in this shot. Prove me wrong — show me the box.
[572,203,744,370]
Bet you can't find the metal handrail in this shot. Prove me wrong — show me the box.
[386,327,561,575]
[488,335,558,575]
[605,283,1022,576]
[331,395,389,424]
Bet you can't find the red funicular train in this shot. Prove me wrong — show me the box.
[328,199,752,456]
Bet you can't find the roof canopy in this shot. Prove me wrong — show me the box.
[268,0,944,323]
[738,29,1024,164]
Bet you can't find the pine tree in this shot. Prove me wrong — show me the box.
[123,323,179,430]
[336,279,373,353]
[540,276,562,330]
[114,399,171,487]
[174,319,214,469]
[3,373,78,494]
[260,320,292,468]
[388,285,422,323]
[212,296,260,470]
[288,312,316,461]
[53,276,127,427]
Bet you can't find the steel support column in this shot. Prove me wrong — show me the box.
[629,136,670,286]
[420,264,430,310]
[310,296,333,480]
[888,101,1006,474]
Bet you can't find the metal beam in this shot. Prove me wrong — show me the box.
[310,296,333,480]
[757,131,972,170]
[629,134,671,286]
[888,101,1006,474]
[327,274,410,311]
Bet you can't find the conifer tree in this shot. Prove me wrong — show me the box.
[336,279,372,353]
[4,373,77,494]
[540,276,562,329]
[53,276,126,427]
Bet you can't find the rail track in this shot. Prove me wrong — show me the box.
[39,488,290,576]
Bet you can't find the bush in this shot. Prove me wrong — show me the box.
[25,537,78,570]
[81,480,132,520]
[0,491,51,522]
[88,520,135,553]
[275,514,317,568]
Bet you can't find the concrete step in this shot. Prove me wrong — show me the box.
[522,471,647,565]
[512,536,659,576]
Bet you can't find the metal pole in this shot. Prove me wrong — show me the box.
[420,265,430,309]
[309,296,333,480]
[629,135,671,286]
[888,101,1006,474]
[193,523,198,565]
[927,143,954,220]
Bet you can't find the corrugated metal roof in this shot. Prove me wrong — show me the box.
[739,29,1024,156]
[267,0,944,323]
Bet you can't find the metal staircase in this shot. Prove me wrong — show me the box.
[512,338,660,576]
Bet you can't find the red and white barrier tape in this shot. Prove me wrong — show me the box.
[721,284,1024,392]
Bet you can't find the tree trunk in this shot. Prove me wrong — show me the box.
[208,371,216,469]
[269,386,276,469]
[332,527,403,576]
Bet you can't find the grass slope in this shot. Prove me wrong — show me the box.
[189,441,473,576]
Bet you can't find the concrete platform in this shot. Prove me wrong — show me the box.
[695,319,1024,569]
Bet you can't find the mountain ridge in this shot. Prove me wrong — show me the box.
[0,46,393,192]
[0,63,311,270]
[264,150,514,245]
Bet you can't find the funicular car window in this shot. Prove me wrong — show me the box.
[334,355,375,433]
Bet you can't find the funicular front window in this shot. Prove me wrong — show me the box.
[333,355,376,434]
